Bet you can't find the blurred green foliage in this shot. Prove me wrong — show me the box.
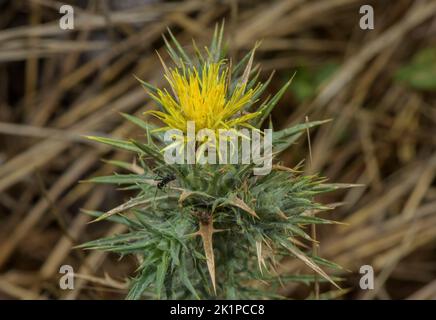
[395,47,436,91]
[290,62,339,103]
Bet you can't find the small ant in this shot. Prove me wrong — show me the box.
[153,172,176,206]
[155,173,176,190]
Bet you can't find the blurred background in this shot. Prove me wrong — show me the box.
[0,0,435,299]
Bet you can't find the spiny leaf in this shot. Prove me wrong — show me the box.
[225,196,259,219]
[290,215,342,225]
[179,255,200,299]
[311,255,345,271]
[86,174,150,185]
[240,47,256,89]
[131,140,164,162]
[254,73,295,127]
[251,71,274,103]
[255,241,267,274]
[190,215,225,295]
[102,159,145,174]
[178,189,214,205]
[210,22,225,62]
[133,75,158,94]
[85,136,144,153]
[273,119,331,153]
[121,112,164,142]
[233,47,257,76]
[280,239,340,289]
[127,268,155,300]
[273,119,331,142]
[166,28,192,66]
[81,209,141,229]
[162,34,182,66]
[156,254,170,299]
[91,195,172,222]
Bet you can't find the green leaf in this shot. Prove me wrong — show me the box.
[254,73,295,127]
[179,255,200,299]
[102,159,141,172]
[290,215,338,225]
[92,195,172,222]
[250,71,274,104]
[81,209,141,229]
[162,34,182,67]
[133,75,158,94]
[166,28,192,66]
[156,254,170,299]
[311,255,344,271]
[86,136,143,153]
[233,47,256,76]
[209,22,225,62]
[276,237,340,289]
[283,223,313,241]
[121,113,164,142]
[77,231,150,252]
[273,120,331,153]
[86,174,149,185]
[127,268,155,300]
[131,140,165,164]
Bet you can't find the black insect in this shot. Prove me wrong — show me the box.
[156,173,176,190]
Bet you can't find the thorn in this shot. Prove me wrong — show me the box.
[190,214,221,295]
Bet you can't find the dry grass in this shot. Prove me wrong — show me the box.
[0,0,435,299]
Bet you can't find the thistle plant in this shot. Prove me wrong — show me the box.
[80,25,342,300]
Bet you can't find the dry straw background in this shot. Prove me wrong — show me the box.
[0,0,435,299]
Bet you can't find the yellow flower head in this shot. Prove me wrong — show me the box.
[145,61,260,134]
